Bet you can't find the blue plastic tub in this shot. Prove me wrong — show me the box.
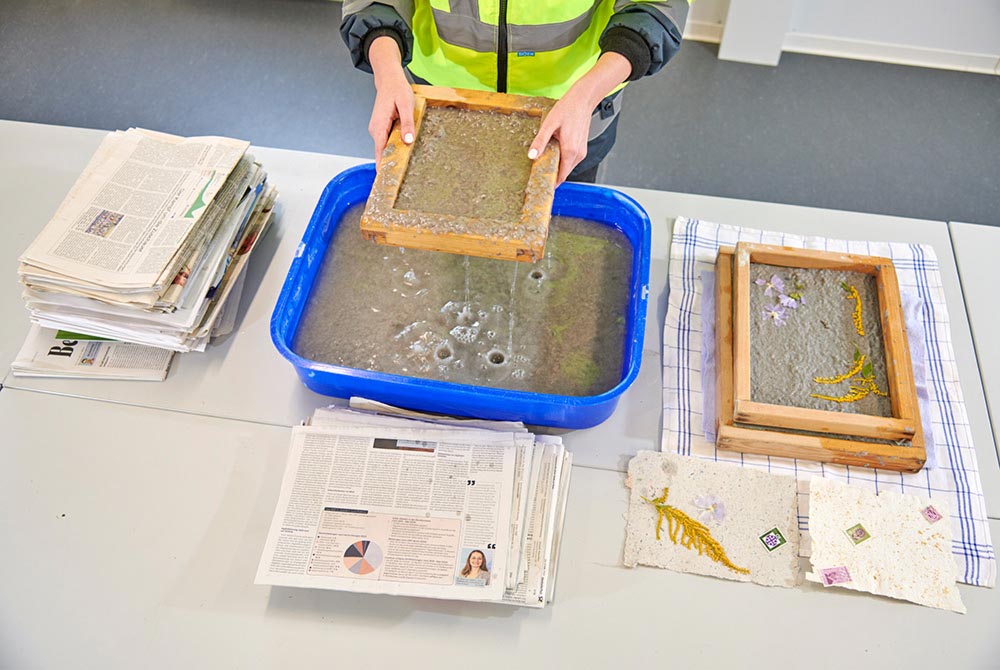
[271,164,650,428]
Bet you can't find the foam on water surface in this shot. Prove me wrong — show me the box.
[293,204,632,396]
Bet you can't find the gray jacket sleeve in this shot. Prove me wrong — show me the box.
[340,1,415,73]
[600,1,687,81]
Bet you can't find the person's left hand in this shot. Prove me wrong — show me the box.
[527,85,594,185]
[527,51,631,185]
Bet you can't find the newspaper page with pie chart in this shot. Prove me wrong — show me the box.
[256,422,531,603]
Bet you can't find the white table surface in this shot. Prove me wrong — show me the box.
[1,389,998,669]
[951,221,1000,466]
[3,121,998,519]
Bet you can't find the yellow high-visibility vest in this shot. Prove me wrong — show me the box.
[409,1,680,98]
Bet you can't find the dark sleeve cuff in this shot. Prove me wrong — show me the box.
[599,26,652,82]
[361,27,406,67]
[602,4,684,78]
[340,4,414,74]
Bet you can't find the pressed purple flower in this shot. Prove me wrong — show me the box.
[755,274,785,297]
[762,303,788,326]
[693,495,727,524]
[778,293,798,309]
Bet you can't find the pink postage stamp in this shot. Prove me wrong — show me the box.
[819,566,852,586]
[921,505,943,524]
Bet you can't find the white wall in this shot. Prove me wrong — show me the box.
[785,0,1000,73]
[790,0,1000,56]
[684,0,730,42]
[690,0,1000,73]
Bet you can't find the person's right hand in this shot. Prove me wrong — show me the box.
[368,36,415,166]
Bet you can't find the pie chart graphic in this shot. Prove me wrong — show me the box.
[343,540,383,575]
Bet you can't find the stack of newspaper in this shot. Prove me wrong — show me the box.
[256,399,573,608]
[18,128,276,353]
[10,325,174,381]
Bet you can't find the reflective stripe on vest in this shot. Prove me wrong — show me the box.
[431,2,605,54]
[410,0,621,99]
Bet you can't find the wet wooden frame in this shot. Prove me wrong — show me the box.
[716,246,926,473]
[360,84,560,262]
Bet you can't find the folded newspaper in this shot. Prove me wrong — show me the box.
[10,325,174,381]
[255,402,572,607]
[18,128,277,352]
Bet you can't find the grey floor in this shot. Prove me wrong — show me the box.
[1,0,998,225]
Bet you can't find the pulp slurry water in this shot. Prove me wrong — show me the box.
[395,106,540,223]
[293,204,633,396]
[748,263,892,417]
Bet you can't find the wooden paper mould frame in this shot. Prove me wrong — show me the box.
[715,244,926,473]
[360,84,560,263]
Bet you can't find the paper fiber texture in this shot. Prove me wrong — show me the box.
[624,451,800,587]
[806,477,966,613]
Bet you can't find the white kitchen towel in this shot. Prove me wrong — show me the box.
[662,216,995,587]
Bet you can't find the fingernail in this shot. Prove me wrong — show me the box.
[404,133,414,143]
[528,148,538,159]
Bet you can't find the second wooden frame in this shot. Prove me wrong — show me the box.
[731,242,920,442]
[716,246,926,473]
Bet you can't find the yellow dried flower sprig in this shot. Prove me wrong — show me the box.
[811,378,879,403]
[642,487,750,575]
[840,282,865,336]
[813,354,865,384]
[811,348,887,403]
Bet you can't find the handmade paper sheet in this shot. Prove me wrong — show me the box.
[806,476,965,613]
[625,451,800,587]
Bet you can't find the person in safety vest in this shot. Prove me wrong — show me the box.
[341,1,689,184]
